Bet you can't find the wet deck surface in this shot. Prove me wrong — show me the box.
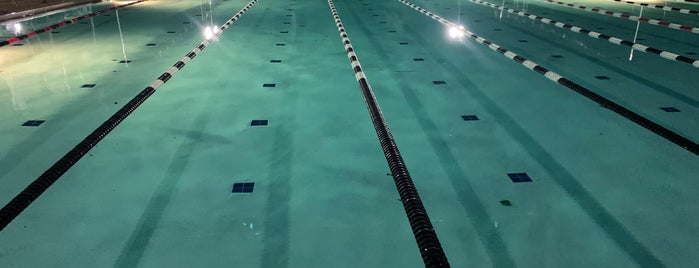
[0,0,97,19]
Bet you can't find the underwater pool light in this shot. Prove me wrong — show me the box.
[13,23,21,35]
[448,25,465,39]
[204,26,214,40]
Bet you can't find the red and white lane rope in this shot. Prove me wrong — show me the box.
[1,0,146,47]
[543,0,699,34]
[611,0,699,15]
[398,0,699,155]
[470,0,699,68]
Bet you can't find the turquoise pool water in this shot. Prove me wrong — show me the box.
[0,0,697,266]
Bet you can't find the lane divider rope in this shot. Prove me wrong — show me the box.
[399,0,699,156]
[471,0,699,68]
[1,0,147,47]
[0,0,258,232]
[610,0,699,14]
[543,0,699,34]
[327,0,451,267]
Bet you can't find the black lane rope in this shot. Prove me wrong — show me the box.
[399,0,699,156]
[1,0,146,47]
[327,1,450,267]
[0,0,258,232]
[470,0,699,68]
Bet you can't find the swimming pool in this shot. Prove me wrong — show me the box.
[0,0,697,266]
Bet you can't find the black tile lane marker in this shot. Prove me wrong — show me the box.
[468,0,699,68]
[544,0,699,35]
[326,1,451,267]
[660,107,681,112]
[508,173,533,183]
[399,0,699,156]
[21,120,45,127]
[232,182,255,193]
[461,115,479,121]
[81,84,96,88]
[250,120,269,126]
[0,0,147,47]
[0,0,259,232]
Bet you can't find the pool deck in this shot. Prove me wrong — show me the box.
[0,0,99,23]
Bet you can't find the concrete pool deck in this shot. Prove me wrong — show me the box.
[0,0,100,23]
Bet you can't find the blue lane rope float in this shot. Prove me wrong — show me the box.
[470,0,699,68]
[544,0,699,34]
[1,0,147,47]
[398,0,699,156]
[610,0,699,15]
[0,0,258,232]
[327,0,451,267]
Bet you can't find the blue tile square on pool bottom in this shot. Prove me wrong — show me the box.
[251,120,268,126]
[22,120,45,127]
[660,107,680,112]
[232,182,255,193]
[595,76,610,80]
[167,31,176,33]
[508,173,532,183]
[146,43,157,46]
[280,31,289,33]
[263,83,276,87]
[270,60,282,63]
[461,115,479,121]
[399,42,409,45]
[413,58,424,61]
[276,43,285,46]
[81,84,96,88]
[433,80,446,85]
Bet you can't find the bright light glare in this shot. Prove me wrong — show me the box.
[448,25,465,39]
[213,27,220,33]
[13,23,21,34]
[204,26,214,40]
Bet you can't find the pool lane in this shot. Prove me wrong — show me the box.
[0,0,259,232]
[334,0,697,266]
